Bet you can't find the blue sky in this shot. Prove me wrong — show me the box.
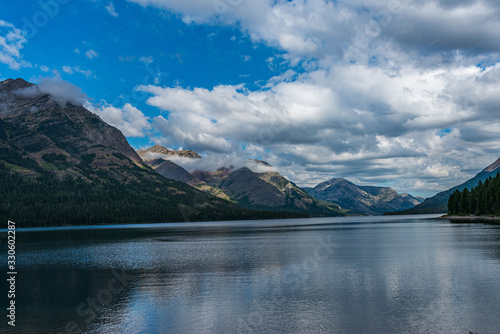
[1,0,500,198]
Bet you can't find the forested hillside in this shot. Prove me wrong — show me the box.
[448,172,500,216]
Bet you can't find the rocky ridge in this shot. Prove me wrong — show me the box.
[305,178,423,215]
[138,145,346,216]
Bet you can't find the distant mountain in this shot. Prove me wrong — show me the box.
[138,145,346,216]
[138,144,201,159]
[0,78,296,227]
[147,158,233,201]
[304,178,423,215]
[393,158,500,215]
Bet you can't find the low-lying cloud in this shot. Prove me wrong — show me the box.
[15,77,88,107]
[141,152,278,174]
[84,101,151,137]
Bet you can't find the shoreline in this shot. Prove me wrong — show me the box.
[440,215,500,221]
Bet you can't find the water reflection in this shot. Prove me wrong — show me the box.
[2,215,500,333]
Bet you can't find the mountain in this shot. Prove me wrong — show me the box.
[146,158,233,201]
[191,167,345,215]
[0,78,143,181]
[393,158,500,215]
[304,178,423,215]
[0,78,299,227]
[138,145,346,216]
[138,144,202,159]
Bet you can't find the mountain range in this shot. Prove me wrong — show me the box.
[138,145,425,216]
[138,145,346,216]
[392,158,500,215]
[0,78,305,227]
[0,78,429,226]
[304,178,424,215]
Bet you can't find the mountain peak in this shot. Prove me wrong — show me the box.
[0,79,143,172]
[137,145,202,160]
[308,177,422,215]
[0,78,33,91]
[483,158,500,172]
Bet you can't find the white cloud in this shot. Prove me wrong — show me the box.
[137,61,500,197]
[84,101,151,137]
[62,65,94,78]
[125,0,500,197]
[0,20,30,70]
[85,49,99,59]
[126,0,500,60]
[15,77,89,107]
[105,2,119,17]
[62,66,73,74]
[141,151,277,174]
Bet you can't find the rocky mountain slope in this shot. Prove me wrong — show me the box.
[304,178,423,215]
[0,78,143,181]
[138,146,346,216]
[138,144,201,159]
[0,78,297,226]
[146,158,233,201]
[393,158,500,214]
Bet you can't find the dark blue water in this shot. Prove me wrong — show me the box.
[2,215,500,333]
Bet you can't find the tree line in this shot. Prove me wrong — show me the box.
[448,172,500,216]
[0,144,308,227]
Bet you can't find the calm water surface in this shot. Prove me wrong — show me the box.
[2,215,500,333]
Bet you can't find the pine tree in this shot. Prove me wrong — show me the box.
[447,173,500,216]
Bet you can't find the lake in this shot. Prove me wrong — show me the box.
[2,214,500,333]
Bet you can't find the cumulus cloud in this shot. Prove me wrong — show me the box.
[139,63,497,152]
[15,77,88,107]
[137,60,500,197]
[0,20,30,70]
[84,101,151,137]
[126,0,500,197]
[126,0,500,61]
